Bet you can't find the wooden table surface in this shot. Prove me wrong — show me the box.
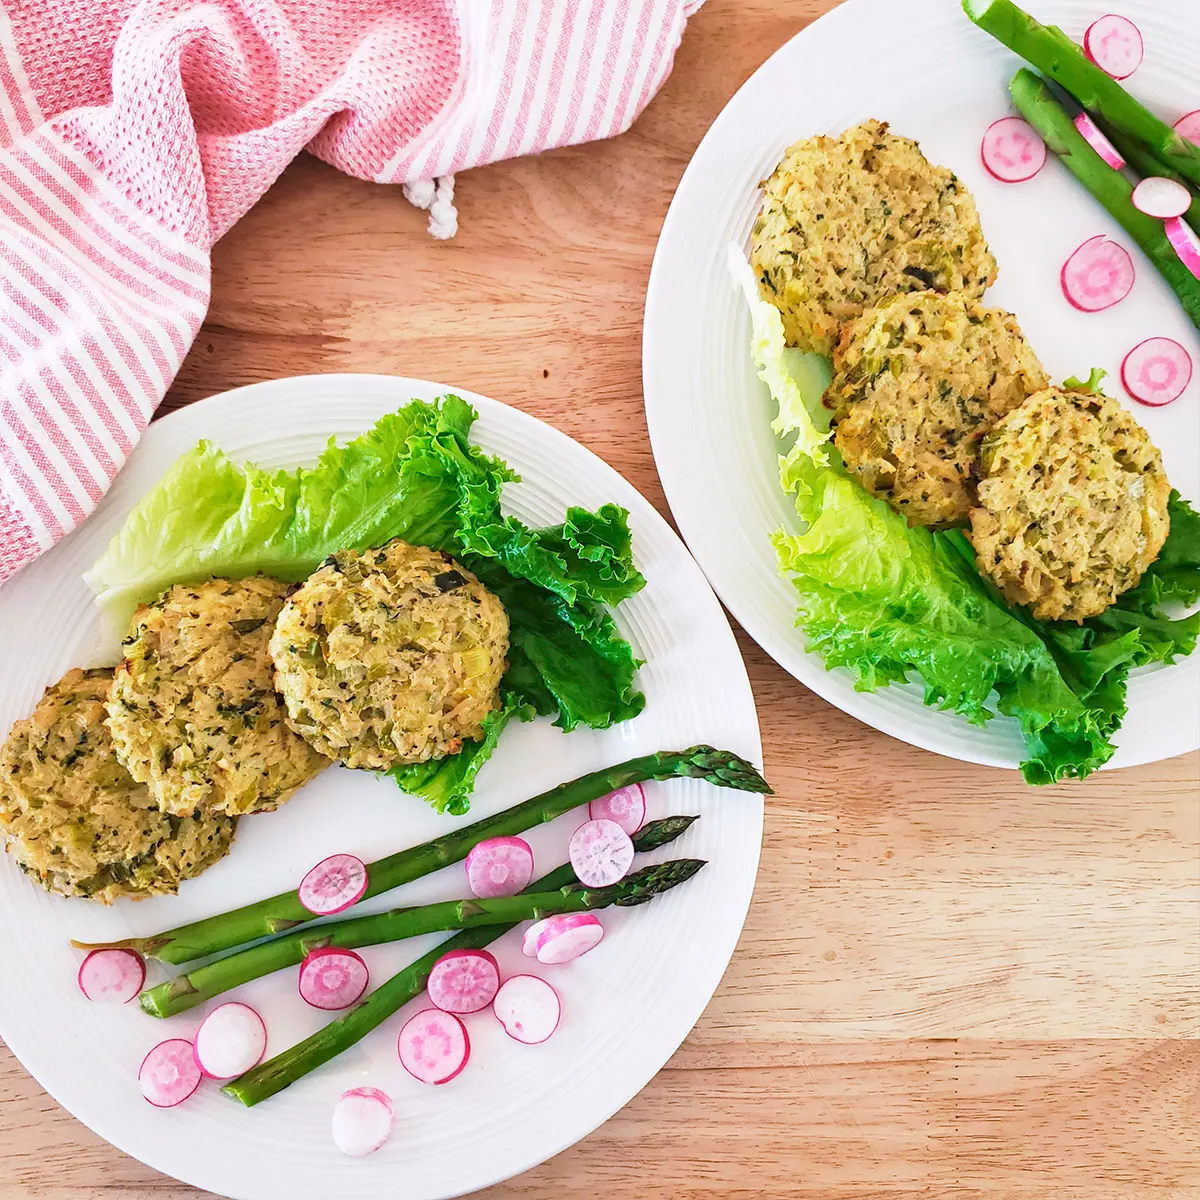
[3,1,1199,1195]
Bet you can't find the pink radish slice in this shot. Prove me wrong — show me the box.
[493,975,561,1045]
[464,836,534,899]
[1061,235,1135,311]
[298,854,368,915]
[535,912,605,965]
[77,948,144,1003]
[1121,338,1193,406]
[332,1087,394,1157]
[397,1009,470,1085]
[1175,111,1200,147]
[980,117,1046,182]
[298,947,369,1010]
[522,917,553,958]
[1165,216,1200,279]
[589,783,646,836]
[192,1001,267,1079]
[427,948,500,1014]
[1131,176,1192,219]
[568,818,634,888]
[138,1039,202,1108]
[1073,113,1126,169]
[1083,14,1143,79]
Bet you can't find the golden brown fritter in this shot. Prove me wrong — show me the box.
[751,119,998,355]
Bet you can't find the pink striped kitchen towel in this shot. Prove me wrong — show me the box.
[0,0,704,585]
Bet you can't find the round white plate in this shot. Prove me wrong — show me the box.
[643,0,1200,771]
[0,375,763,1200]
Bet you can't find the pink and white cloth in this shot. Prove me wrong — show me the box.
[0,0,702,585]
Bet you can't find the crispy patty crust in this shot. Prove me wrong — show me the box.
[827,291,1049,528]
[969,389,1172,623]
[751,120,998,355]
[270,541,509,770]
[0,668,236,903]
[107,577,328,817]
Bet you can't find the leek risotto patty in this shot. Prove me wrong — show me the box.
[827,292,1049,528]
[0,668,236,903]
[107,577,328,817]
[969,389,1171,623]
[751,120,998,355]
[270,540,510,770]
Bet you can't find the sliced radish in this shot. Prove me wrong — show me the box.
[1121,338,1193,406]
[568,819,634,888]
[192,1001,267,1079]
[298,854,368,916]
[522,917,553,958]
[1083,14,1144,79]
[589,783,646,836]
[427,948,500,1014]
[464,836,534,899]
[397,1009,470,1085]
[1165,216,1200,280]
[1131,176,1192,219]
[298,947,370,1011]
[1176,111,1200,147]
[1073,113,1126,169]
[77,949,145,1003]
[138,1039,202,1108]
[535,912,605,965]
[332,1087,394,1157]
[980,117,1046,182]
[492,975,561,1045]
[1061,235,1135,311]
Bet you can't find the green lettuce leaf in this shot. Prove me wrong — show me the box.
[87,396,645,812]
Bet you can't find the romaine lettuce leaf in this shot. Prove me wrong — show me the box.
[86,396,645,812]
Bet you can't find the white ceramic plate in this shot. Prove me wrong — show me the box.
[0,375,763,1200]
[643,0,1200,771]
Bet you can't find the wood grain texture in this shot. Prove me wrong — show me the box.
[2,1,1198,1196]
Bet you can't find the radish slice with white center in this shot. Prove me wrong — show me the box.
[1073,113,1126,169]
[397,1009,470,1085]
[1176,111,1200,147]
[464,836,534,898]
[77,948,144,1003]
[535,912,605,965]
[1165,216,1200,280]
[1131,177,1192,219]
[298,947,370,1010]
[138,1039,202,1108]
[1083,14,1143,79]
[192,1001,267,1079]
[298,854,368,915]
[493,975,561,1045]
[1121,338,1193,406]
[589,783,646,835]
[568,818,634,887]
[1061,235,1135,311]
[980,117,1046,183]
[332,1087,394,1157]
[427,948,500,1014]
[522,917,553,958]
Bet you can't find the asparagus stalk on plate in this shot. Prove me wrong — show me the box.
[73,747,767,965]
[1008,69,1200,330]
[1091,116,1200,237]
[963,0,1200,188]
[221,815,702,1107]
[140,851,705,1018]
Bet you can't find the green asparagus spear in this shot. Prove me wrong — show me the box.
[1091,116,1200,237]
[221,816,701,1107]
[141,857,704,1018]
[73,748,765,965]
[963,0,1200,188]
[1008,70,1200,331]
